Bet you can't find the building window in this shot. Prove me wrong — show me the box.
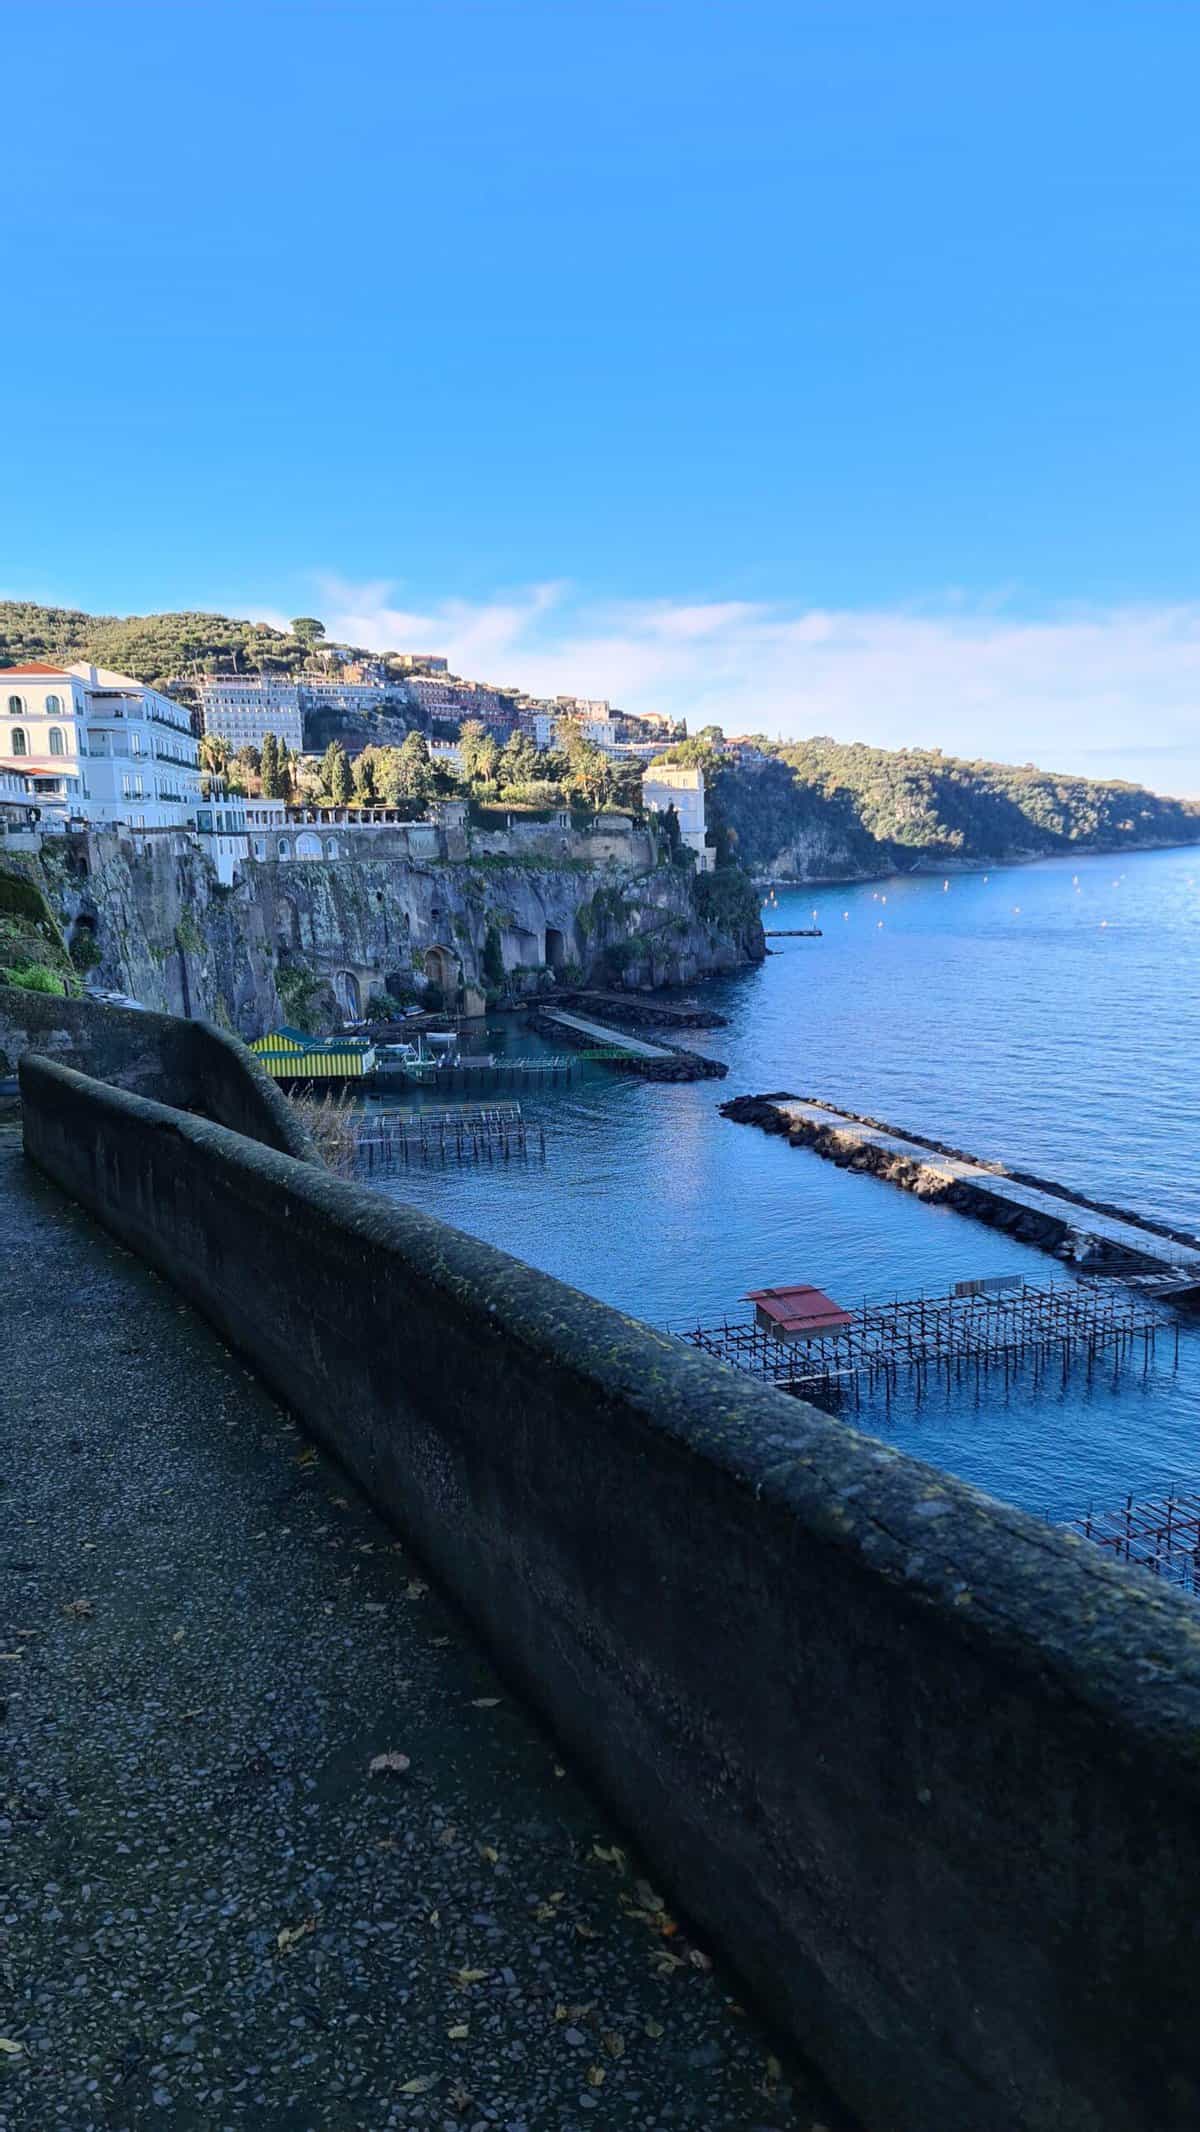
[277,838,289,858]
[325,838,338,858]
[49,727,64,756]
[7,694,23,716]
[45,694,61,714]
[11,728,27,756]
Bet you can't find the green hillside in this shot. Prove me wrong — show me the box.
[659,738,1200,873]
[0,601,368,688]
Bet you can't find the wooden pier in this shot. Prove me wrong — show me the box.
[373,1053,578,1093]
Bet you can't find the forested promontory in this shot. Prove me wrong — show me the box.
[658,736,1200,881]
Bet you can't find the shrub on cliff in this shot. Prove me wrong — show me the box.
[690,866,760,937]
[1,962,67,995]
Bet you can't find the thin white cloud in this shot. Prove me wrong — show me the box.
[307,577,1200,798]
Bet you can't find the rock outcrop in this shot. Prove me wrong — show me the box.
[23,828,763,1037]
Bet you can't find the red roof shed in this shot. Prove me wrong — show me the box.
[746,1283,853,1343]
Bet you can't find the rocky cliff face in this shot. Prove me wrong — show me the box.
[752,824,887,885]
[31,832,763,1036]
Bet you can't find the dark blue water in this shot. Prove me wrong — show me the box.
[369,844,1200,1521]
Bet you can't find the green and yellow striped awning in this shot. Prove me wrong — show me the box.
[251,1028,376,1080]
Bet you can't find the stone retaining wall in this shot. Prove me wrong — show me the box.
[19,1052,1200,2132]
[2,993,310,1158]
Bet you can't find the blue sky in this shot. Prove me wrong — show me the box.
[3,1,1199,791]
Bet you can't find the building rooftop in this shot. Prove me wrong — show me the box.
[0,661,72,677]
[745,1283,854,1336]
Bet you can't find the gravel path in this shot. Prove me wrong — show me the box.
[0,1130,850,2132]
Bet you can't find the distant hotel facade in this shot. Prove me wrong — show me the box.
[198,673,409,752]
[0,661,201,830]
[640,762,715,869]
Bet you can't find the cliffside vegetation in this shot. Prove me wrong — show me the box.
[0,601,361,689]
[0,866,76,996]
[656,737,1200,877]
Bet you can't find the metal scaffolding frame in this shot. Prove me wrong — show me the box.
[681,1279,1173,1407]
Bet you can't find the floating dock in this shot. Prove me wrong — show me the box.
[721,1094,1200,1285]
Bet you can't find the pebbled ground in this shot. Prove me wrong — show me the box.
[0,1129,852,2132]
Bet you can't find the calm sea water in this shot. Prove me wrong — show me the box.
[367,844,1200,1522]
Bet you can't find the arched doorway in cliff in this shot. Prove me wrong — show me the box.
[294,830,323,860]
[424,945,457,1001]
[335,970,362,1020]
[544,926,567,972]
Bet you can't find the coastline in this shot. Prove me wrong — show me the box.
[751,832,1200,892]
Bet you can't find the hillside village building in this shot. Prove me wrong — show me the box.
[640,762,715,869]
[0,662,202,829]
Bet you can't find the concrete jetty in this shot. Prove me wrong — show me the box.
[721,1093,1200,1285]
[539,1008,674,1058]
[532,1008,727,1080]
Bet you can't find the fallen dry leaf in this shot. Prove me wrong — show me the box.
[688,1948,713,1972]
[471,1697,501,1709]
[586,2066,606,2088]
[171,1629,185,1645]
[478,1844,500,1865]
[644,2017,664,2039]
[0,2039,23,2056]
[368,1750,411,1778]
[63,1598,94,1620]
[398,2073,439,2095]
[591,1842,627,1871]
[602,2031,625,2059]
[405,1579,428,1599]
[447,2022,469,2040]
[451,1967,489,1986]
[575,1922,598,1940]
[634,1879,664,1912]
[276,1917,316,1955]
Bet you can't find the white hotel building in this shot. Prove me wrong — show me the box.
[197,678,304,753]
[640,762,715,869]
[0,661,202,829]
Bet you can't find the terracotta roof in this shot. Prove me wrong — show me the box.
[0,662,72,677]
[0,759,79,777]
[745,1284,854,1336]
